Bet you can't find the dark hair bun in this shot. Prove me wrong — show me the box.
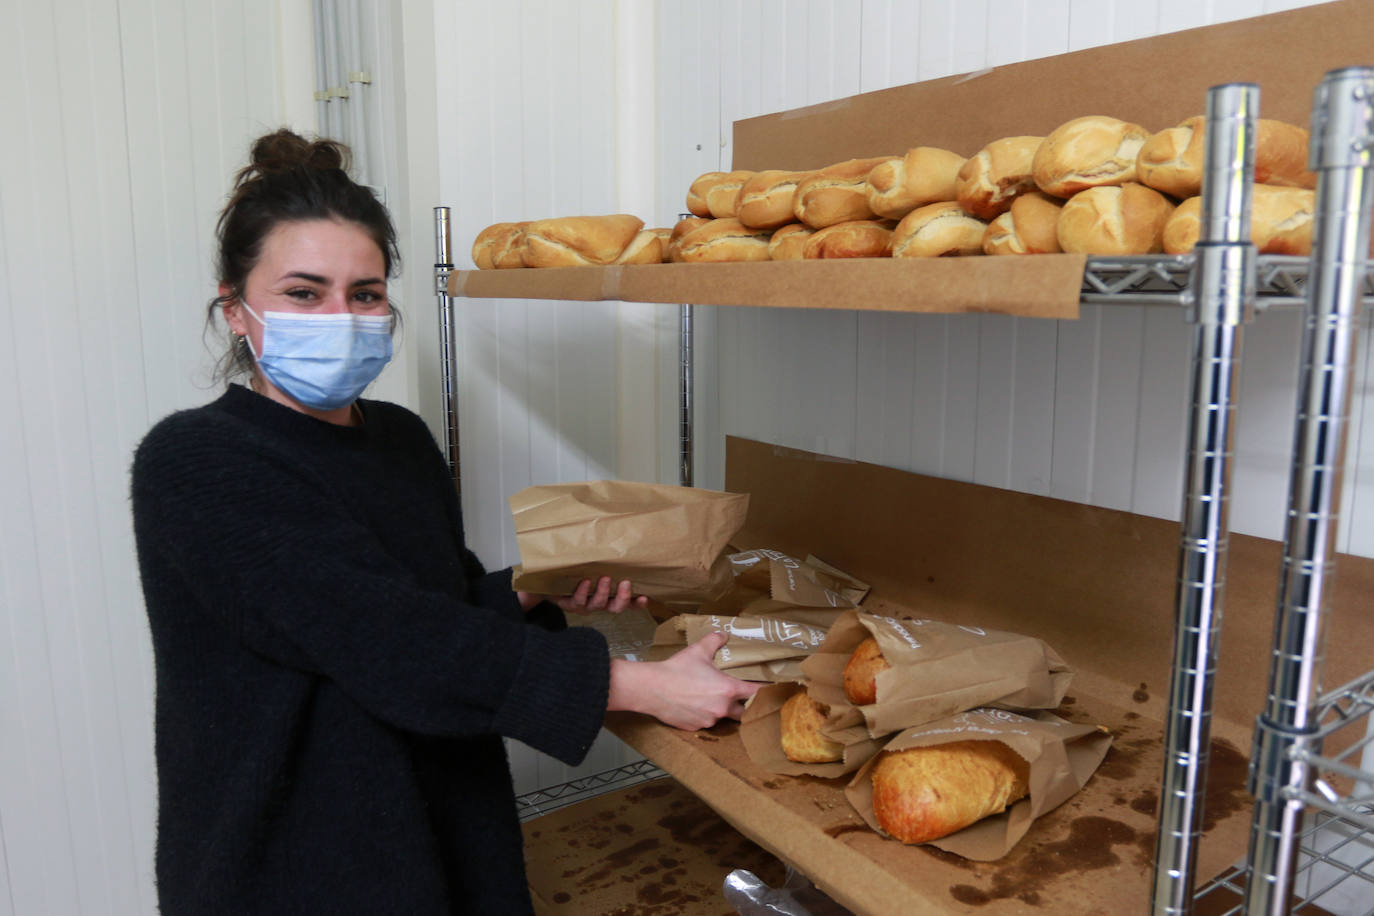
[235,129,350,189]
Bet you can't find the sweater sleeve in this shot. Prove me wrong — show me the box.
[131,415,609,766]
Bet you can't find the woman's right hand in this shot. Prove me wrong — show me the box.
[606,632,761,731]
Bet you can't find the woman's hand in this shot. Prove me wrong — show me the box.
[606,632,762,731]
[517,576,648,616]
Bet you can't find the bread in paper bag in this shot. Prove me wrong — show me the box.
[508,481,748,604]
[740,682,885,777]
[647,612,834,682]
[846,708,1112,859]
[802,610,1073,738]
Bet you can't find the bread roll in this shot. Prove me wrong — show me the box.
[649,226,673,261]
[866,147,968,219]
[802,220,894,259]
[982,192,1065,255]
[768,223,814,261]
[843,637,890,705]
[675,218,773,263]
[522,214,646,267]
[1162,185,1317,255]
[955,136,1045,220]
[794,157,894,228]
[891,201,988,258]
[1137,116,1316,199]
[1032,115,1151,198]
[738,170,812,229]
[780,691,844,763]
[706,170,756,219]
[686,172,726,217]
[1056,183,1174,256]
[614,230,665,265]
[471,221,530,269]
[668,217,711,262]
[871,741,1030,845]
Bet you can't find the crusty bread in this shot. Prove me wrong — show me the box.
[780,691,844,763]
[955,136,1045,220]
[802,220,894,259]
[686,172,726,217]
[738,170,812,229]
[982,191,1065,256]
[649,226,674,261]
[891,201,988,258]
[871,741,1030,845]
[667,217,711,262]
[1162,185,1317,255]
[521,214,646,267]
[768,223,814,261]
[1137,116,1316,200]
[471,221,531,269]
[675,218,773,262]
[1032,115,1151,198]
[866,147,968,219]
[614,230,665,265]
[794,157,894,228]
[705,170,756,219]
[1056,183,1175,256]
[843,637,891,705]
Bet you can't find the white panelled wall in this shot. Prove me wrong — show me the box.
[3,0,1371,913]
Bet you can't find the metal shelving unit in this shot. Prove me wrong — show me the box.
[432,66,1374,916]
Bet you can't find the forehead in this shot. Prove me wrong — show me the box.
[256,218,385,278]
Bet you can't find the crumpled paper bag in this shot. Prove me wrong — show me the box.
[509,480,748,604]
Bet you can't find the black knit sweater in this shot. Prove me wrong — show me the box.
[131,384,611,915]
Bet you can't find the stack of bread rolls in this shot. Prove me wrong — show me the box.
[469,114,1317,269]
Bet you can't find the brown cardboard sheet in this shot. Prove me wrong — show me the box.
[732,0,1374,168]
[522,776,786,914]
[602,437,1374,914]
[451,256,1086,319]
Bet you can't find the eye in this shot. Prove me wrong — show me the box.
[354,289,388,307]
[285,287,318,301]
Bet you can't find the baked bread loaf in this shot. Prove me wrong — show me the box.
[675,218,773,262]
[1136,116,1316,199]
[668,217,711,262]
[649,226,674,261]
[687,172,726,217]
[891,202,988,258]
[983,192,1065,255]
[780,691,844,763]
[870,740,1030,844]
[794,157,894,228]
[866,147,968,219]
[706,170,756,219]
[614,230,665,265]
[738,170,812,229]
[802,220,894,259]
[1162,185,1317,255]
[843,637,891,705]
[768,223,814,260]
[1032,115,1152,198]
[956,137,1045,220]
[472,221,531,269]
[522,214,646,267]
[1056,183,1174,255]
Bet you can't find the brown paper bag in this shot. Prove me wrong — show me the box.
[845,708,1113,860]
[803,611,1074,738]
[508,480,748,604]
[740,682,887,776]
[647,612,836,682]
[720,549,870,609]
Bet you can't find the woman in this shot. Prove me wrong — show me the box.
[131,129,759,915]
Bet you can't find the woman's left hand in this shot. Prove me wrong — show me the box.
[518,576,649,616]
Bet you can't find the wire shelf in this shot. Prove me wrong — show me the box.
[1078,254,1374,308]
[515,759,667,823]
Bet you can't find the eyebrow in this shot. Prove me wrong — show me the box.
[280,271,386,287]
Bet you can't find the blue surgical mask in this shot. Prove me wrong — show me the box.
[241,301,393,410]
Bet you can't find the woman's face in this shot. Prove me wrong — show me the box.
[222,218,388,415]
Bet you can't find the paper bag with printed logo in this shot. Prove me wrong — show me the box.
[802,610,1073,738]
[845,708,1112,860]
[740,681,888,776]
[508,480,748,605]
[703,549,870,617]
[647,612,836,682]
